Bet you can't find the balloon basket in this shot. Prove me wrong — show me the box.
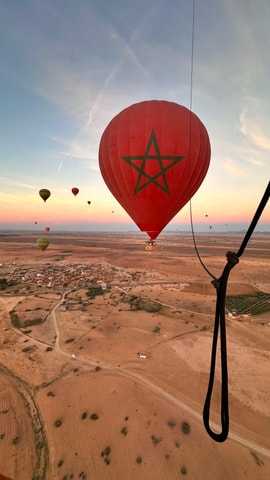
[145,241,156,251]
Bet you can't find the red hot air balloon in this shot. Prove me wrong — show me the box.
[45,227,50,232]
[99,100,210,240]
[72,187,79,196]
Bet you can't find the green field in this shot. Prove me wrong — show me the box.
[226,291,270,316]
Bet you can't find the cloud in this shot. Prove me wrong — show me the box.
[44,9,154,167]
[0,177,36,190]
[239,98,270,152]
[50,135,99,169]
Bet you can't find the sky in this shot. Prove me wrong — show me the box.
[0,0,269,234]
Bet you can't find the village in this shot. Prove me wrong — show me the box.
[0,261,147,293]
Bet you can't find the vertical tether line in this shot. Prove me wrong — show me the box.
[188,0,216,280]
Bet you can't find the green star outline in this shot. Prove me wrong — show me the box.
[122,129,185,195]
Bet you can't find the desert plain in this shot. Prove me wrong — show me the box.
[0,231,269,480]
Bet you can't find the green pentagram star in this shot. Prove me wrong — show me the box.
[122,129,185,195]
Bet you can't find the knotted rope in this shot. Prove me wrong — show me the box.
[203,181,270,442]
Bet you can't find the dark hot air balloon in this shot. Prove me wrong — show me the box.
[99,100,210,240]
[87,201,91,205]
[39,189,51,202]
[72,187,79,196]
[36,237,50,251]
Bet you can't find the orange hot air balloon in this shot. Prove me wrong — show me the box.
[45,227,50,232]
[36,237,50,251]
[39,189,51,202]
[99,100,210,240]
[72,187,79,196]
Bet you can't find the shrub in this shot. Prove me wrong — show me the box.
[181,422,190,434]
[54,419,62,428]
[105,446,111,456]
[151,435,162,445]
[0,278,8,290]
[136,456,142,464]
[86,286,104,299]
[10,310,20,327]
[22,346,33,353]
[81,412,87,420]
[90,413,99,420]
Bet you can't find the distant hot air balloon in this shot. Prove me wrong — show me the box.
[36,237,50,251]
[45,227,50,232]
[87,201,91,205]
[72,187,79,196]
[39,189,51,202]
[99,100,210,240]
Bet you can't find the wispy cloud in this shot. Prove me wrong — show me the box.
[46,9,154,166]
[239,99,270,152]
[0,177,37,190]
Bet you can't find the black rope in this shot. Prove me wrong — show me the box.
[188,0,217,282]
[203,181,270,442]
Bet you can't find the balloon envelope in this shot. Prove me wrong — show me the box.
[99,100,211,239]
[45,227,50,232]
[39,189,51,202]
[36,237,50,251]
[72,187,79,196]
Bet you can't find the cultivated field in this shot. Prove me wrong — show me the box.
[0,231,269,480]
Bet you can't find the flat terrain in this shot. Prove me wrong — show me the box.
[0,231,269,480]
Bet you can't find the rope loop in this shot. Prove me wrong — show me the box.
[226,251,239,267]
[203,182,269,443]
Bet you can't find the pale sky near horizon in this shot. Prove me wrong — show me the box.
[0,0,269,234]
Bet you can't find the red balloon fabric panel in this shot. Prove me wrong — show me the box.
[99,100,210,239]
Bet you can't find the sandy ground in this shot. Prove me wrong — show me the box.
[0,231,269,479]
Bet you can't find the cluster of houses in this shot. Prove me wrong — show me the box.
[0,261,154,293]
[1,262,124,290]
